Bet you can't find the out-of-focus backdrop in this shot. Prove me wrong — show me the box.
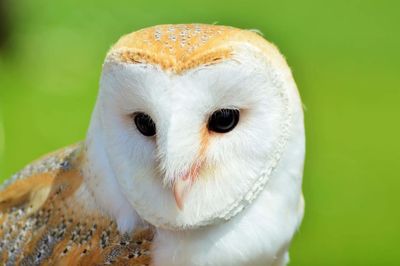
[0,0,399,265]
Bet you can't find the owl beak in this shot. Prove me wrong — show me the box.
[173,177,192,210]
[172,163,202,210]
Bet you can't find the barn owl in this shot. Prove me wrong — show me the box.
[0,24,305,265]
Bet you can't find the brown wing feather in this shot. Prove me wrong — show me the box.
[0,143,154,265]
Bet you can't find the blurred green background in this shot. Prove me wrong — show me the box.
[0,0,399,265]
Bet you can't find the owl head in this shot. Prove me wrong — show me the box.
[85,24,304,231]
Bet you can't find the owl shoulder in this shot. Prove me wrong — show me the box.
[0,143,154,265]
[0,143,82,213]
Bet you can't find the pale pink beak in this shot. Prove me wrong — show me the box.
[172,163,202,210]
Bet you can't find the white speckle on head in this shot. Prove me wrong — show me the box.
[168,34,176,42]
[154,28,162,41]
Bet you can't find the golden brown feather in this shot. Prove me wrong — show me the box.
[0,143,154,265]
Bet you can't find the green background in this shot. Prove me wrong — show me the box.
[0,0,399,265]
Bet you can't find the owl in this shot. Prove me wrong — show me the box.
[0,24,305,266]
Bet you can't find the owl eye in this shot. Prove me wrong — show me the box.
[207,109,240,133]
[134,112,156,137]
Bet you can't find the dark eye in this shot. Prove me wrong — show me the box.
[134,112,156,137]
[207,109,240,133]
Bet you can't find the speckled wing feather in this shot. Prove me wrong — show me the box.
[0,143,153,265]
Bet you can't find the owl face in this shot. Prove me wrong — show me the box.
[90,25,296,229]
